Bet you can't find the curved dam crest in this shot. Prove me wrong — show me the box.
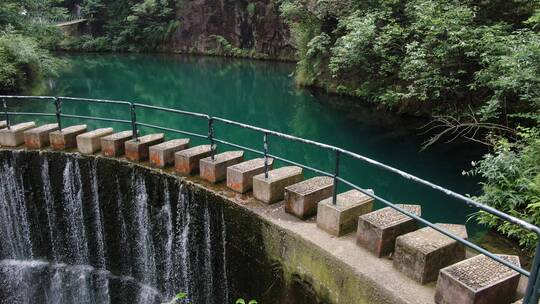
[0,148,435,304]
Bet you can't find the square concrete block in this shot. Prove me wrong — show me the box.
[49,125,88,150]
[284,176,334,220]
[24,123,59,149]
[317,190,374,236]
[253,166,303,204]
[435,254,521,304]
[0,121,6,129]
[356,204,421,257]
[101,131,133,157]
[200,151,244,183]
[393,223,468,284]
[76,128,114,154]
[175,145,214,175]
[149,138,190,168]
[0,122,36,147]
[227,158,274,193]
[125,133,165,161]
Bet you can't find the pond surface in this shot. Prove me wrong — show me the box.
[17,53,485,236]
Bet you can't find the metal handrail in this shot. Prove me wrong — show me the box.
[1,95,539,303]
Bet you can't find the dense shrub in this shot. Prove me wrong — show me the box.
[469,129,540,252]
[0,30,62,93]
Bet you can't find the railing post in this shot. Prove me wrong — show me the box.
[54,97,62,131]
[263,132,269,178]
[524,242,540,304]
[130,103,138,141]
[208,117,215,160]
[2,98,10,130]
[332,149,341,205]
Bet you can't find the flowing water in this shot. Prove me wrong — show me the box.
[0,152,229,304]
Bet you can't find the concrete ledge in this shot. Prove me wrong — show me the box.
[0,121,6,129]
[76,128,114,154]
[24,123,59,149]
[49,125,87,150]
[149,138,190,168]
[227,158,274,193]
[0,122,36,147]
[175,145,214,175]
[124,133,164,161]
[0,149,440,304]
[356,204,421,257]
[284,176,334,220]
[435,254,520,304]
[101,131,133,157]
[393,223,467,284]
[200,151,244,183]
[317,190,374,236]
[253,166,303,204]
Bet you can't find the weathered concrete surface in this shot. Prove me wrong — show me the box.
[435,254,520,304]
[124,133,164,161]
[0,148,438,304]
[0,121,6,129]
[175,145,214,175]
[317,190,374,237]
[393,223,468,284]
[253,166,303,204]
[284,176,334,220]
[49,125,87,150]
[101,131,133,157]
[0,122,36,146]
[199,150,244,183]
[24,123,59,149]
[357,204,421,257]
[227,157,274,193]
[149,138,190,168]
[76,128,114,154]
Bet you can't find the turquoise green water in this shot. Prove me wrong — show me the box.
[15,53,485,235]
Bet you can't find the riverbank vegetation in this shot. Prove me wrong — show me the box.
[0,1,64,93]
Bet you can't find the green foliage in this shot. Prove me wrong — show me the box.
[469,129,540,252]
[79,0,180,51]
[208,35,267,59]
[280,0,540,113]
[0,29,62,93]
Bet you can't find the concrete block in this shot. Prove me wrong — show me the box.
[200,151,244,183]
[24,123,59,149]
[76,128,114,154]
[101,131,133,157]
[0,121,6,129]
[356,204,421,257]
[49,125,87,150]
[316,190,374,236]
[0,122,36,147]
[149,138,190,168]
[124,133,164,161]
[393,223,468,284]
[175,145,214,175]
[253,166,303,204]
[435,254,521,304]
[227,158,274,193]
[284,176,334,220]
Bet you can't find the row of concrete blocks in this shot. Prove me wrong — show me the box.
[0,121,523,304]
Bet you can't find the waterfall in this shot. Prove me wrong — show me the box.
[0,153,230,304]
[0,153,33,259]
[131,174,156,287]
[89,160,106,269]
[62,159,88,265]
[41,157,60,262]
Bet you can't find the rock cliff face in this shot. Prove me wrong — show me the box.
[169,0,295,60]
